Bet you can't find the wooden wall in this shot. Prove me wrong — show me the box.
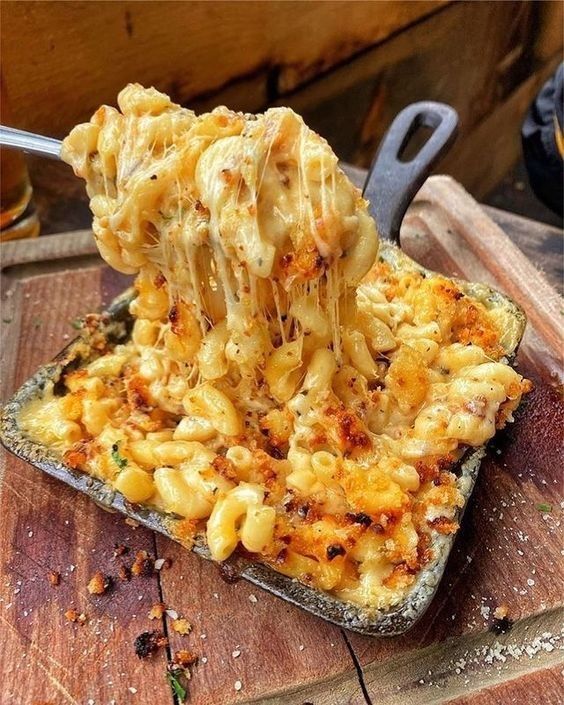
[1,1,562,199]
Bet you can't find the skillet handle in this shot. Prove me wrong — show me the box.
[363,101,459,244]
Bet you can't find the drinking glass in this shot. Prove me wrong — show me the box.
[0,76,40,242]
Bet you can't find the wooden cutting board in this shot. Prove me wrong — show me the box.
[1,175,562,705]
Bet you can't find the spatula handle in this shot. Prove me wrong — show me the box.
[0,125,62,160]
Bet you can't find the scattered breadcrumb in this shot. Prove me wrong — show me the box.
[493,604,509,620]
[131,550,154,577]
[65,609,87,625]
[118,565,132,582]
[47,571,61,587]
[172,618,192,636]
[173,650,198,667]
[134,630,168,659]
[87,571,112,595]
[125,518,140,528]
[113,543,130,558]
[148,602,167,620]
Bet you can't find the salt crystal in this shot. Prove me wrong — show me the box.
[232,649,241,658]
[527,578,535,586]
[165,609,179,620]
[234,680,242,691]
[128,687,137,694]
[28,531,33,538]
[248,594,258,603]
[154,558,166,570]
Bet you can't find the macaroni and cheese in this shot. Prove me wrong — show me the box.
[20,85,531,611]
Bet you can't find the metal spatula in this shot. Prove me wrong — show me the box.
[0,125,62,159]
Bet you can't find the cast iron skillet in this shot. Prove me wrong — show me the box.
[3,103,526,637]
[364,100,458,241]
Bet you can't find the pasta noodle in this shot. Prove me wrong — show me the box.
[19,85,531,612]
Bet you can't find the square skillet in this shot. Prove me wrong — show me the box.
[0,102,527,635]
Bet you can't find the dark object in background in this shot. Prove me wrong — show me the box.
[522,63,564,216]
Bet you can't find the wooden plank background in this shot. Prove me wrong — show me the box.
[2,1,562,199]
[1,176,562,704]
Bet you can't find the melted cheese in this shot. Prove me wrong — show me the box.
[18,85,532,613]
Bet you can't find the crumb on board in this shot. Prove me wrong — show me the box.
[173,650,198,667]
[248,594,258,603]
[87,571,112,595]
[131,550,154,577]
[47,571,61,587]
[118,565,132,582]
[113,543,130,558]
[148,602,167,620]
[65,609,87,625]
[134,630,168,659]
[234,680,242,692]
[493,604,509,620]
[172,618,192,635]
[125,518,140,528]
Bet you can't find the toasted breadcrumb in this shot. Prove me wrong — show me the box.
[172,618,192,635]
[173,649,198,667]
[148,602,167,620]
[493,604,509,620]
[118,565,132,582]
[125,518,140,528]
[87,571,111,595]
[134,630,168,658]
[113,543,130,558]
[47,571,61,587]
[491,603,513,634]
[131,550,154,577]
[65,609,87,625]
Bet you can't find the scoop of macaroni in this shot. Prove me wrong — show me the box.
[21,85,531,613]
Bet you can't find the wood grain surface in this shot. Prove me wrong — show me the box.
[0,176,562,704]
[3,2,561,200]
[1,1,444,136]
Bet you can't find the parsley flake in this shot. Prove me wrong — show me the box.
[167,669,187,702]
[111,443,128,470]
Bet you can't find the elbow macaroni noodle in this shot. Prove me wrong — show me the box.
[19,85,531,611]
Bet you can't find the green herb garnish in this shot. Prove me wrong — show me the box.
[111,443,128,470]
[70,318,83,330]
[32,316,42,329]
[167,669,187,703]
[536,502,552,513]
[2,317,12,324]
